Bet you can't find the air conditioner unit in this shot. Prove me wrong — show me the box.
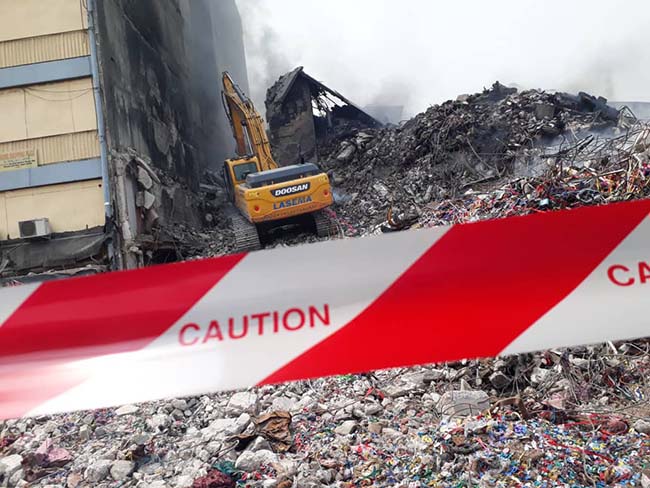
[18,218,52,239]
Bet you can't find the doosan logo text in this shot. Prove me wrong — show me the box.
[272,183,310,197]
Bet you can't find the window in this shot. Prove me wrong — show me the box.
[233,162,258,182]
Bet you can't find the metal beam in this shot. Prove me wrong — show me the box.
[0,159,102,192]
[0,57,92,90]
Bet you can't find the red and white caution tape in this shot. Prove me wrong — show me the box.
[1,200,650,419]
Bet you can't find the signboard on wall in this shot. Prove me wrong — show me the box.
[0,149,37,172]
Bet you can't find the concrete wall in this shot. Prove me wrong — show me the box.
[268,77,318,166]
[94,0,248,189]
[92,0,248,267]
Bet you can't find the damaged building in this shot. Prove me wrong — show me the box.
[0,0,248,284]
[265,67,381,166]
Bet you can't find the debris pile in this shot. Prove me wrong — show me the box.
[320,83,648,235]
[1,342,650,487]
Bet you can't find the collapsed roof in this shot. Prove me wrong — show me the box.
[266,67,381,166]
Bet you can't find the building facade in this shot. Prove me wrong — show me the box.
[0,0,248,282]
[0,0,107,280]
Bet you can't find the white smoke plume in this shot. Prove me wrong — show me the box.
[236,0,650,117]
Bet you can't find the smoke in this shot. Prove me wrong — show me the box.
[183,0,251,166]
[236,0,292,116]
[235,0,650,118]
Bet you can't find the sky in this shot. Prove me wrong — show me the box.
[235,0,650,120]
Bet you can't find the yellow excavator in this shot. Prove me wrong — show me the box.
[221,72,334,251]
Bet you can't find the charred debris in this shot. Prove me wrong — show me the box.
[105,78,649,260]
[265,67,382,166]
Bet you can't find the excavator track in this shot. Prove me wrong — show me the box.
[230,212,262,253]
[313,211,336,238]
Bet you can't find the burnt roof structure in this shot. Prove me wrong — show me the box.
[266,67,381,166]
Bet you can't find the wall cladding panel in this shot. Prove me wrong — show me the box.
[0,30,89,69]
[0,179,104,239]
[0,131,100,166]
[0,0,86,42]
[0,78,96,142]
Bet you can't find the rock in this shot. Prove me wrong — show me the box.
[172,399,188,411]
[234,413,252,432]
[235,450,279,472]
[78,425,91,441]
[0,455,23,477]
[115,404,139,416]
[423,369,448,382]
[110,460,136,480]
[381,428,402,440]
[8,468,23,486]
[248,436,272,452]
[227,392,258,414]
[383,382,418,398]
[137,167,154,190]
[364,403,382,416]
[66,472,82,488]
[201,418,244,441]
[270,396,298,412]
[334,420,357,436]
[438,390,490,418]
[336,143,356,162]
[634,419,650,435]
[84,459,112,483]
[147,413,171,432]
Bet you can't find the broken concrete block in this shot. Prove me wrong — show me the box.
[535,103,556,120]
[334,420,357,436]
[336,143,356,162]
[110,460,136,481]
[227,392,258,414]
[137,166,154,190]
[0,454,23,478]
[634,419,650,435]
[235,450,278,472]
[143,191,156,210]
[115,404,139,416]
[438,390,490,418]
[84,459,112,482]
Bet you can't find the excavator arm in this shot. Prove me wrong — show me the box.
[222,72,278,171]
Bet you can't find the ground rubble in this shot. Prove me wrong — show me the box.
[1,342,650,487]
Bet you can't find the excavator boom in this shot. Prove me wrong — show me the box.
[222,72,277,171]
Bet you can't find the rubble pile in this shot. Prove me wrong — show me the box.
[321,83,644,234]
[1,342,650,487]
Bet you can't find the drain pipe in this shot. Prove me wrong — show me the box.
[86,0,113,219]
